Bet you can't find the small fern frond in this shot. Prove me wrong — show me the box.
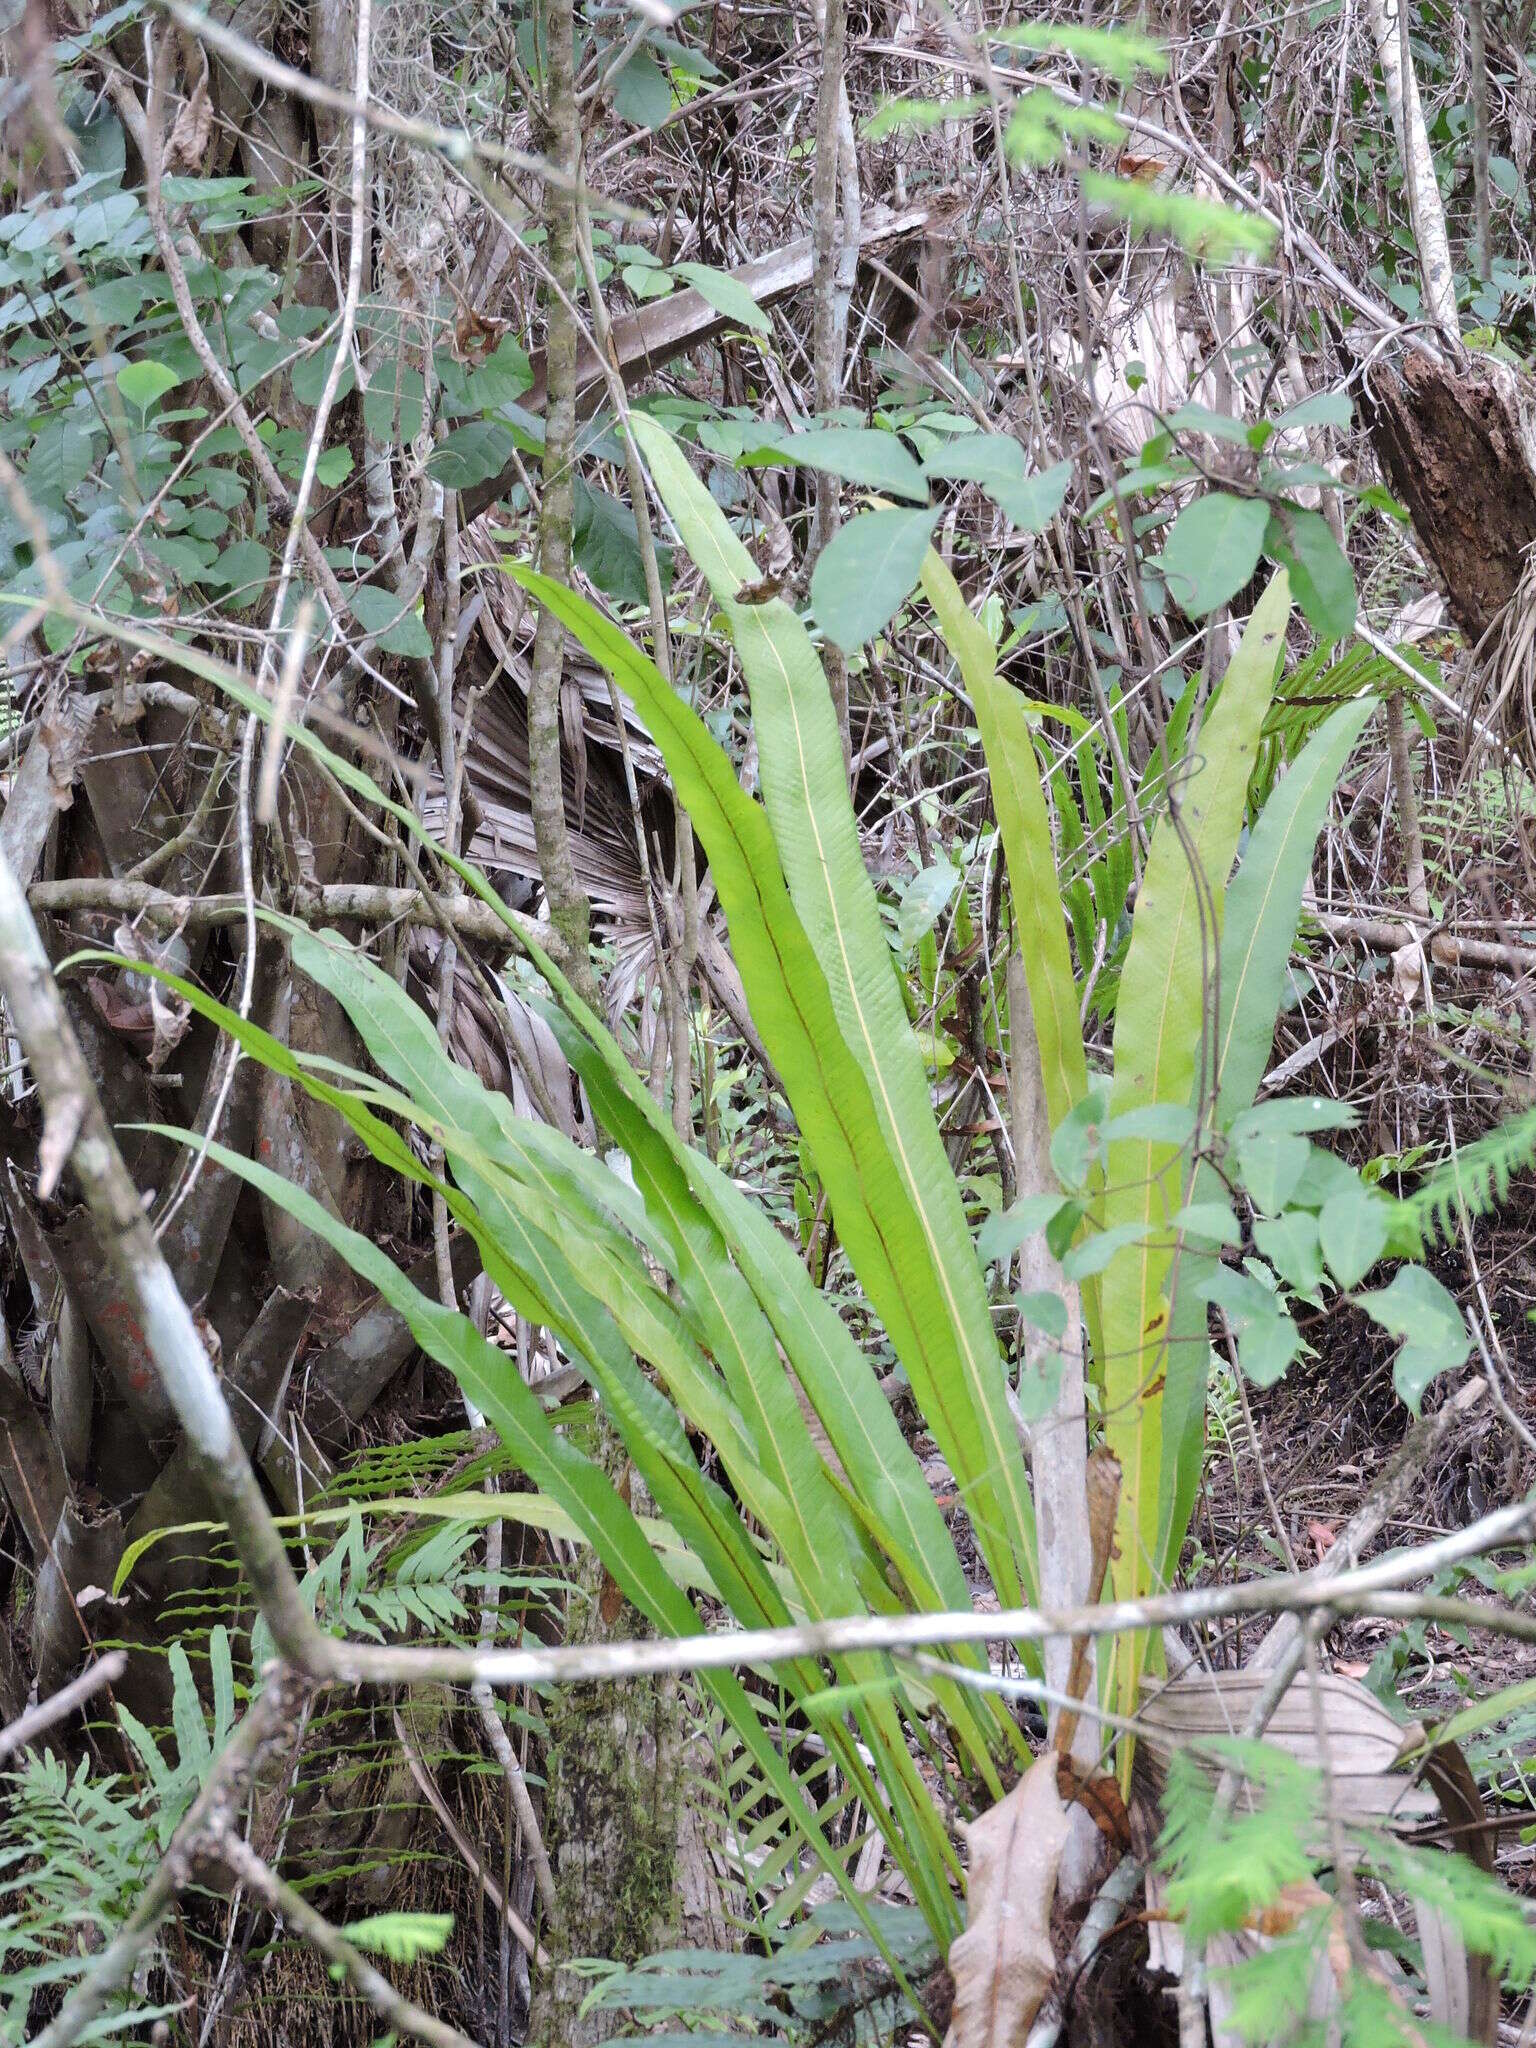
[1403,1103,1536,1250]
[341,1912,455,1966]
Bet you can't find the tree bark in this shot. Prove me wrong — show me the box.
[528,0,600,1009]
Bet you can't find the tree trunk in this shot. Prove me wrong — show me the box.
[528,0,600,1008]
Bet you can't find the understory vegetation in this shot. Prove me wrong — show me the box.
[0,0,1534,2042]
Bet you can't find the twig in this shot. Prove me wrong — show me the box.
[29,876,525,942]
[151,0,372,1241]
[392,1703,550,1966]
[0,1651,125,1763]
[1025,1853,1144,2048]
[1303,904,1536,973]
[469,1515,558,1924]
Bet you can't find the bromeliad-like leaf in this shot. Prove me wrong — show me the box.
[1214,698,1376,1122]
[922,550,1087,1133]
[535,970,1012,1791]
[507,567,1007,1571]
[180,1133,910,1957]
[1162,698,1371,1562]
[1100,570,1289,1716]
[628,413,1036,1608]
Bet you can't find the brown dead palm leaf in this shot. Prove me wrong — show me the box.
[423,648,659,936]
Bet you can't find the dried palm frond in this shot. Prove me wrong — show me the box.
[1136,1665,1498,2047]
[420,647,663,934]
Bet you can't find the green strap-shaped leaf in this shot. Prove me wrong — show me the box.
[118,939,802,1655]
[1156,693,1377,1582]
[1214,696,1377,1122]
[627,414,1034,1606]
[284,926,959,1922]
[154,954,952,1924]
[920,550,1107,1370]
[147,956,944,1925]
[534,978,1013,1788]
[178,1134,917,1955]
[290,931,862,1604]
[1099,570,1289,1714]
[512,558,1032,1614]
[921,551,1087,1131]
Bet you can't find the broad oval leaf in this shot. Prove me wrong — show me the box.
[671,261,770,334]
[117,357,179,413]
[1158,490,1270,616]
[778,426,930,502]
[1264,505,1356,642]
[1358,1267,1472,1412]
[1318,1183,1391,1288]
[985,460,1073,533]
[922,433,1027,486]
[345,582,432,659]
[428,419,517,490]
[811,505,939,652]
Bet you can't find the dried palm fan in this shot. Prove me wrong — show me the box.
[458,512,664,779]
[1135,1666,1497,2047]
[407,928,592,1145]
[418,647,663,937]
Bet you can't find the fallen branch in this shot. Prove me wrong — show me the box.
[459,203,931,519]
[1305,905,1536,973]
[29,877,524,945]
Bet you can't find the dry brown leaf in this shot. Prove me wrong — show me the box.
[167,51,213,172]
[1392,936,1426,1003]
[1248,1877,1332,1938]
[37,696,96,813]
[944,1752,1069,2048]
